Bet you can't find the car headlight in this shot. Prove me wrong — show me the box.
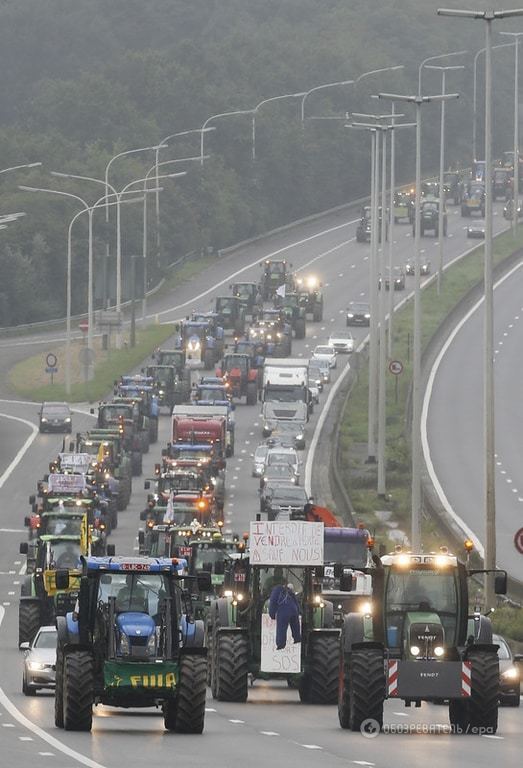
[64,417,71,423]
[502,666,520,680]
[364,313,370,319]
[347,313,354,318]
[40,418,48,423]
[295,434,304,442]
[28,661,47,671]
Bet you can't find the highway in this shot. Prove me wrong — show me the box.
[424,257,523,579]
[0,199,519,766]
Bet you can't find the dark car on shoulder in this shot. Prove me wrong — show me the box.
[494,633,522,707]
[346,302,370,327]
[38,401,72,433]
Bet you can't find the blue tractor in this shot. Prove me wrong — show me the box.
[175,320,221,370]
[54,556,211,732]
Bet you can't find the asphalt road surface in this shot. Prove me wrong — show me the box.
[0,200,520,766]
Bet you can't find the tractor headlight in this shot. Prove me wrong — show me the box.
[224,590,233,598]
[146,633,157,655]
[410,645,420,657]
[236,593,244,601]
[434,646,445,658]
[359,602,372,615]
[120,634,131,655]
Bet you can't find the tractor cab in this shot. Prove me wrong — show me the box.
[214,296,245,333]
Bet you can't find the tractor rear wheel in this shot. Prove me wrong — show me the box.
[131,451,142,476]
[348,647,385,732]
[18,602,41,646]
[149,417,159,444]
[312,304,323,322]
[467,648,499,733]
[214,632,248,702]
[54,649,64,728]
[246,382,257,406]
[294,318,306,339]
[305,634,339,704]
[63,652,94,732]
[174,655,207,733]
[338,657,351,728]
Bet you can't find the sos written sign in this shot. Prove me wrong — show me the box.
[249,521,323,566]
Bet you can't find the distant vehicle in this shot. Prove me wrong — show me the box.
[21,625,57,695]
[379,266,405,291]
[308,376,320,404]
[466,222,485,239]
[260,463,298,488]
[393,190,414,223]
[503,198,523,220]
[492,167,512,201]
[38,402,72,433]
[493,633,522,707]
[413,198,447,237]
[312,345,337,369]
[309,358,331,384]
[405,259,431,276]
[260,481,312,520]
[461,181,485,217]
[346,302,370,327]
[251,444,269,478]
[442,171,462,205]
[266,446,300,481]
[328,330,355,354]
[356,206,387,243]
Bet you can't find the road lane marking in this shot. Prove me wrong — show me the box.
[260,731,280,736]
[0,413,38,489]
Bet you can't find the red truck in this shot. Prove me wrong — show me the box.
[172,411,227,465]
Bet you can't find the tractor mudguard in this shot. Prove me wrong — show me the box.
[66,611,80,636]
[467,614,493,644]
[464,642,500,658]
[215,597,233,628]
[181,617,205,648]
[247,370,258,383]
[341,612,365,653]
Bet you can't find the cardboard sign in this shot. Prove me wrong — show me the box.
[249,521,323,566]
[47,473,86,494]
[59,453,92,473]
[260,613,301,673]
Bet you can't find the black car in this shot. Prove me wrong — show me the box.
[260,482,312,520]
[405,259,430,276]
[494,633,522,707]
[379,266,405,291]
[38,401,72,433]
[346,302,370,327]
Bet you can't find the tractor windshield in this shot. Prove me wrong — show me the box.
[100,405,133,422]
[233,284,255,298]
[216,298,235,313]
[257,565,305,600]
[158,352,183,367]
[224,356,247,372]
[164,474,203,492]
[384,567,459,647]
[323,537,368,569]
[48,540,81,569]
[97,572,170,615]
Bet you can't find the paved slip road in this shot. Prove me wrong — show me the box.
[424,258,523,580]
[0,200,520,767]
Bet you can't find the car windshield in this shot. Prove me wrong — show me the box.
[349,304,369,313]
[268,452,295,466]
[271,487,308,503]
[42,404,69,416]
[314,346,331,355]
[33,629,58,649]
[265,465,294,479]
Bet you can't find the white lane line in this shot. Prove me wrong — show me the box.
[352,762,375,766]
[0,413,38,489]
[19,562,27,576]
[0,606,109,768]
[260,731,280,736]
[19,736,33,741]
[483,735,504,740]
[205,707,217,712]
[0,529,25,533]
[229,719,245,724]
[421,257,523,557]
[1,722,15,727]
[154,221,358,318]
[300,744,323,750]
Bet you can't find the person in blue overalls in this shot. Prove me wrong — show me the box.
[268,581,301,650]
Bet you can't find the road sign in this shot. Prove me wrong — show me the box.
[514,527,523,554]
[79,320,88,333]
[98,310,122,327]
[389,360,404,376]
[79,347,95,366]
[46,352,57,368]
[45,366,58,374]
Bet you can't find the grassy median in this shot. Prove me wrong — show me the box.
[8,323,176,404]
[339,224,523,549]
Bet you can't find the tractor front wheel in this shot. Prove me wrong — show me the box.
[304,634,339,704]
[18,602,41,647]
[467,648,499,733]
[348,647,385,732]
[63,652,94,732]
[214,632,248,702]
[174,655,207,733]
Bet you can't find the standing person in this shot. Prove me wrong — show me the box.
[269,582,301,650]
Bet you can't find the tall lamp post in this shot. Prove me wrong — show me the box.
[252,93,306,160]
[499,31,523,233]
[473,42,513,160]
[200,110,254,165]
[0,162,42,176]
[438,5,523,608]
[424,64,465,293]
[418,50,467,96]
[378,89,459,550]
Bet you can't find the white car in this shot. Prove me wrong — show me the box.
[21,625,57,695]
[312,345,337,369]
[327,330,355,354]
[251,444,269,477]
[266,446,301,482]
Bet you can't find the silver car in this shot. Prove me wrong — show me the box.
[310,358,331,383]
[266,446,301,482]
[251,444,269,477]
[21,625,57,695]
[312,344,337,368]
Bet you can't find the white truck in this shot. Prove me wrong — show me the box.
[261,359,311,449]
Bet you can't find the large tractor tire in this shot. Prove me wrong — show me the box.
[54,649,64,728]
[149,417,159,444]
[312,303,323,322]
[163,700,178,731]
[18,601,41,647]
[140,430,150,454]
[348,647,385,732]
[467,648,499,733]
[213,632,248,702]
[63,651,94,732]
[303,634,339,704]
[294,318,306,339]
[131,451,142,476]
[338,657,351,728]
[246,382,257,406]
[173,655,207,733]
[117,486,128,511]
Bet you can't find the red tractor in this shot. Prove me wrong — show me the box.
[216,353,258,405]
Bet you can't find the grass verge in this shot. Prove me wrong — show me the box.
[339,224,523,552]
[8,324,175,403]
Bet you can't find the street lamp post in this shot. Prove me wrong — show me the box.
[252,93,306,161]
[473,42,513,160]
[424,65,465,293]
[438,5,523,608]
[418,50,467,96]
[499,31,523,233]
[0,162,42,176]
[378,89,459,550]
[200,110,254,165]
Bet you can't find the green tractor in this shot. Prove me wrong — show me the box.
[274,292,307,339]
[293,274,323,321]
[338,545,507,734]
[90,401,146,476]
[207,521,339,704]
[54,556,211,732]
[259,259,291,301]
[145,364,191,410]
[77,431,133,508]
